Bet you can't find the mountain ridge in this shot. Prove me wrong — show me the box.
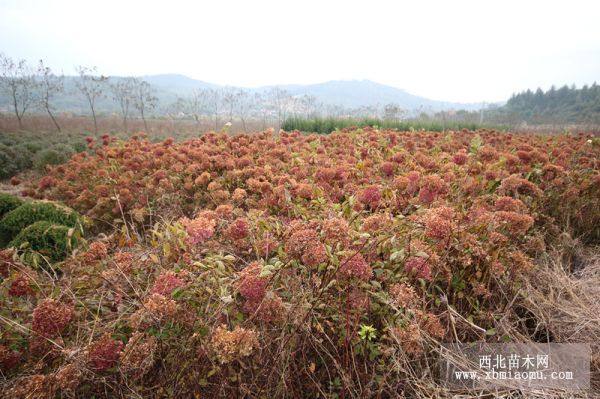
[142,74,488,111]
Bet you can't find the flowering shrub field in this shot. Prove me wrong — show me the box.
[1,127,599,397]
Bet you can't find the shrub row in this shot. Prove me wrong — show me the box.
[0,142,79,179]
[281,116,504,134]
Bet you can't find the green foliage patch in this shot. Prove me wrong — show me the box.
[282,116,491,134]
[0,201,82,247]
[9,221,80,264]
[0,193,24,219]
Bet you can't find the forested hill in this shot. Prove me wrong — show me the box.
[500,84,600,124]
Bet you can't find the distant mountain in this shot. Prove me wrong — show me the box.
[141,74,218,94]
[141,75,485,112]
[271,79,485,111]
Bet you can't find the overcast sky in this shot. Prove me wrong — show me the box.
[1,0,599,103]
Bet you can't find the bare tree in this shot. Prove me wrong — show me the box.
[221,87,240,123]
[110,77,136,132]
[36,59,64,131]
[178,88,209,125]
[383,103,405,122]
[0,53,36,129]
[234,90,252,132]
[75,66,107,134]
[254,92,270,130]
[132,79,157,132]
[299,94,318,118]
[206,88,221,130]
[267,87,292,130]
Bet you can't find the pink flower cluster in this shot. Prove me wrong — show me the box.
[338,253,372,281]
[404,257,432,281]
[358,185,382,208]
[225,218,250,241]
[238,262,268,302]
[151,271,186,297]
[180,215,216,245]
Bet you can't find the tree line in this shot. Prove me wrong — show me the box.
[499,84,600,125]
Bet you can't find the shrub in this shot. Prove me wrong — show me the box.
[71,141,87,153]
[0,143,19,179]
[0,194,23,219]
[281,116,497,134]
[0,201,82,247]
[23,141,43,153]
[8,221,80,263]
[32,144,75,171]
[12,144,34,170]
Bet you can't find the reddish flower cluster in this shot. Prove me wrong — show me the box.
[404,257,432,281]
[493,211,534,235]
[0,345,21,371]
[494,196,526,212]
[87,333,124,372]
[321,217,350,246]
[82,241,109,263]
[237,262,268,302]
[284,227,320,261]
[338,253,372,281]
[151,271,186,296]
[358,185,382,208]
[32,299,74,338]
[180,215,216,245]
[498,174,542,198]
[423,206,456,241]
[225,218,250,240]
[418,174,448,204]
[8,274,34,297]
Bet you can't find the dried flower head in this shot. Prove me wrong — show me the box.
[338,253,372,281]
[120,332,157,378]
[87,333,124,372]
[358,185,382,208]
[225,218,250,240]
[237,262,268,302]
[389,283,418,308]
[180,215,216,245]
[151,271,186,297]
[211,325,259,364]
[32,299,74,338]
[130,293,178,330]
[301,241,328,267]
[8,274,34,297]
[404,257,432,281]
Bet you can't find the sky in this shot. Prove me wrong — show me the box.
[1,0,599,103]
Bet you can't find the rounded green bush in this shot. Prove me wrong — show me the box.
[0,143,19,179]
[0,201,82,247]
[71,141,87,153]
[23,141,43,154]
[0,193,24,219]
[12,144,34,170]
[9,221,79,263]
[32,144,75,171]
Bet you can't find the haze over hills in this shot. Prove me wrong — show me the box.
[143,74,488,111]
[0,72,491,116]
